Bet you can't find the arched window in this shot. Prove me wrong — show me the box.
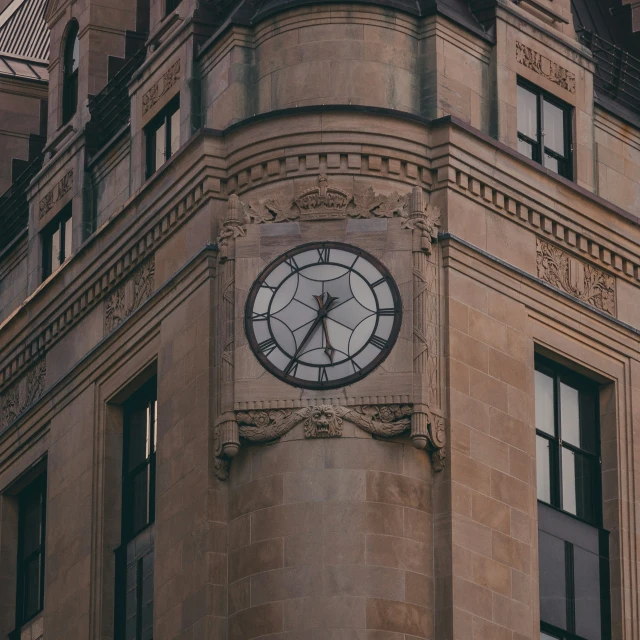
[62,21,79,124]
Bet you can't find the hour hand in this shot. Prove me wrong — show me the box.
[321,316,335,363]
[313,292,338,312]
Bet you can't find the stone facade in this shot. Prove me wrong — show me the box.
[1,0,640,639]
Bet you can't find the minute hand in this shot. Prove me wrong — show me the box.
[284,315,323,374]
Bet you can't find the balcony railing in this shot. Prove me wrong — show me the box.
[0,154,43,253]
[87,45,146,153]
[578,29,640,115]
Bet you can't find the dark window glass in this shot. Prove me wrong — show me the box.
[116,379,157,640]
[145,97,180,178]
[539,530,567,630]
[517,79,572,179]
[122,379,157,539]
[535,358,610,640]
[534,360,600,524]
[166,0,181,13]
[43,205,72,279]
[62,21,79,124]
[16,474,46,626]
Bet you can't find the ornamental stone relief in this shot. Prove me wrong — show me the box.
[0,358,46,429]
[212,180,446,480]
[142,60,180,116]
[536,238,615,315]
[104,257,155,333]
[516,41,576,93]
[39,169,73,218]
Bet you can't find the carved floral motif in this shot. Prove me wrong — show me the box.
[142,60,181,116]
[536,239,615,315]
[39,170,74,218]
[104,258,155,333]
[0,359,46,429]
[516,41,576,93]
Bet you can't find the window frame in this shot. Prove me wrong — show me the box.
[15,473,47,628]
[535,356,611,640]
[517,77,573,180]
[42,204,72,280]
[62,20,79,124]
[144,95,180,179]
[535,356,602,527]
[121,378,157,542]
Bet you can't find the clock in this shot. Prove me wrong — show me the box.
[245,242,402,390]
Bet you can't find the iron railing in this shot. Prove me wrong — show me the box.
[578,29,640,115]
[0,154,43,253]
[87,45,147,152]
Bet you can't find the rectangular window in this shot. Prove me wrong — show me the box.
[517,79,573,179]
[145,96,180,178]
[165,0,181,14]
[116,378,157,640]
[42,205,72,279]
[535,357,610,640]
[16,474,46,626]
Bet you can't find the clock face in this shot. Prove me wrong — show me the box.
[245,242,402,390]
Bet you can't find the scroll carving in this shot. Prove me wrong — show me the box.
[39,169,73,218]
[536,239,615,315]
[213,198,241,479]
[0,358,46,429]
[142,60,181,115]
[516,41,576,93]
[104,258,155,333]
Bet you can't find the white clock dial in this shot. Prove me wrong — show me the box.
[245,242,402,389]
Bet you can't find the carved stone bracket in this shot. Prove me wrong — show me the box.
[213,403,446,479]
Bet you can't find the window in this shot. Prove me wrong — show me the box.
[115,378,157,640]
[16,474,46,627]
[535,357,610,640]
[145,96,180,178]
[517,79,572,179]
[62,21,79,124]
[166,0,181,14]
[42,205,72,279]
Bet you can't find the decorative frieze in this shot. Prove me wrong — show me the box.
[516,41,576,93]
[105,257,155,333]
[142,60,180,116]
[0,179,207,393]
[448,167,640,292]
[536,239,615,314]
[0,358,46,429]
[39,169,73,218]
[240,175,412,224]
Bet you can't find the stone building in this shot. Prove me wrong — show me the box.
[0,0,639,637]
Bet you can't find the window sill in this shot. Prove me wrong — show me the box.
[8,611,43,640]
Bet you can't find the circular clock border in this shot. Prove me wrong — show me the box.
[244,241,403,390]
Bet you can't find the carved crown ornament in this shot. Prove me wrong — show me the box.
[216,175,441,261]
[212,404,447,480]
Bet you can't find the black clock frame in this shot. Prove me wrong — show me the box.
[244,241,403,390]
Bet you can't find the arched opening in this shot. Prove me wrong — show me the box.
[62,21,79,124]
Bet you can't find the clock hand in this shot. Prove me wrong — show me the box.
[284,293,338,374]
[320,316,335,363]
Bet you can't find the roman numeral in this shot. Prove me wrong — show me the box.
[370,335,388,350]
[284,360,298,376]
[317,247,331,263]
[285,256,299,270]
[257,337,276,356]
[378,308,395,316]
[318,367,329,383]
